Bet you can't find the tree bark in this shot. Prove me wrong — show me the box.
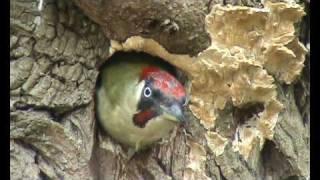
[10,0,309,180]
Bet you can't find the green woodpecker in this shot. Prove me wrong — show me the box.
[96,53,187,151]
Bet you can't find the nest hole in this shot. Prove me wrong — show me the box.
[94,51,190,139]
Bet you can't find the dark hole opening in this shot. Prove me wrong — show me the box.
[261,140,296,179]
[233,102,264,126]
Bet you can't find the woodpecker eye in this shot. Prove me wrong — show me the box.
[144,87,152,97]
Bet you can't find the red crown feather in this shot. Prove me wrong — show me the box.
[140,66,185,99]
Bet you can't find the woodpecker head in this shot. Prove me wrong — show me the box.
[133,66,187,128]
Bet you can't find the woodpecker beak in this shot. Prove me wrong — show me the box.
[160,103,185,122]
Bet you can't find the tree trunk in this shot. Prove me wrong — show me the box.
[10,0,309,179]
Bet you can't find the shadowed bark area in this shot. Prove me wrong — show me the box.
[10,0,309,179]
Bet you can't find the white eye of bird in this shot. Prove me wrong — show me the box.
[144,87,152,97]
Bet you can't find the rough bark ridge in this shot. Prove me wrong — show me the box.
[10,0,309,180]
